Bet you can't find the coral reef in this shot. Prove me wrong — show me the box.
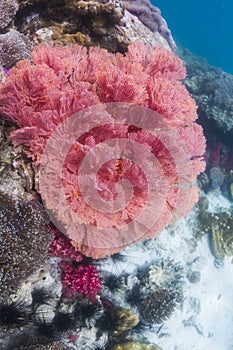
[13,0,174,51]
[5,338,67,350]
[139,289,178,324]
[0,30,31,68]
[182,48,233,137]
[0,299,27,327]
[130,260,183,325]
[49,226,83,263]
[16,344,67,350]
[0,0,18,31]
[122,0,176,50]
[0,191,51,301]
[98,307,139,336]
[73,298,103,328]
[0,124,35,198]
[209,167,225,190]
[59,261,101,300]
[0,42,205,258]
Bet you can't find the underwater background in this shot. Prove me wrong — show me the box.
[0,0,233,349]
[154,0,233,75]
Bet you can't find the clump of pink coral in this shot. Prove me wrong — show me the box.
[49,225,100,300]
[49,225,83,263]
[0,42,206,258]
[59,261,101,301]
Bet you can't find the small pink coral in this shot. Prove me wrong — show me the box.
[49,225,83,263]
[127,42,186,80]
[59,261,101,301]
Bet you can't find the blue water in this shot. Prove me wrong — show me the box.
[153,1,233,75]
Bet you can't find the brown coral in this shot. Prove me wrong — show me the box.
[0,0,18,32]
[121,0,176,50]
[0,192,51,301]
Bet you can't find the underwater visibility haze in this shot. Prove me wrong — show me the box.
[154,0,233,75]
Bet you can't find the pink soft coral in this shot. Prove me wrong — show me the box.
[0,42,206,258]
[0,42,205,168]
[59,261,101,301]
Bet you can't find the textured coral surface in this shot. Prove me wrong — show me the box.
[0,192,51,301]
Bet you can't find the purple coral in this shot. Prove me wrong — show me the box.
[121,0,176,50]
[0,30,32,68]
[0,0,18,31]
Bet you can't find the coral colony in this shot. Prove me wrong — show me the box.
[0,41,206,349]
[0,43,205,259]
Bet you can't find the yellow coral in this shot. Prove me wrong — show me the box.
[112,341,162,350]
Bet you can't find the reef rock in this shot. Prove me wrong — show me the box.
[0,0,18,32]
[15,0,173,51]
[182,48,233,137]
[0,125,35,198]
[0,30,31,68]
